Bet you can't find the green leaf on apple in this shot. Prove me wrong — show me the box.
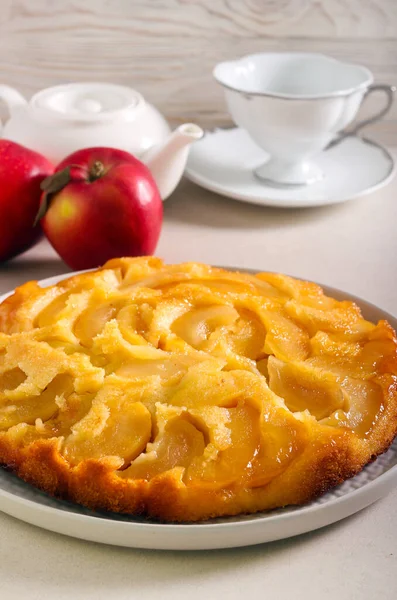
[34,166,71,226]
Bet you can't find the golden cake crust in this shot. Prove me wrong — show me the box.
[0,257,396,522]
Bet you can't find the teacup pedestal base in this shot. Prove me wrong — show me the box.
[254,157,324,186]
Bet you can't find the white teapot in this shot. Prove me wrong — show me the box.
[0,82,203,199]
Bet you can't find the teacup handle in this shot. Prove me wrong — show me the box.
[327,83,395,150]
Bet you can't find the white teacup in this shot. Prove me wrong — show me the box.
[214,52,394,186]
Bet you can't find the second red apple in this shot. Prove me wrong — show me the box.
[38,147,163,270]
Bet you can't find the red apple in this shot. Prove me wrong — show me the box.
[38,147,163,270]
[0,140,54,262]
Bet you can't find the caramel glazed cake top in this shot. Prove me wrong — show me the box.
[0,257,396,521]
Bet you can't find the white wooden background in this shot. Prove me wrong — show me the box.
[0,0,396,144]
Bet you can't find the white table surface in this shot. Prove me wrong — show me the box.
[0,174,396,600]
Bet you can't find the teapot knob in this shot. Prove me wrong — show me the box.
[77,98,102,114]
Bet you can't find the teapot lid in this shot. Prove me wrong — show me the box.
[30,82,144,122]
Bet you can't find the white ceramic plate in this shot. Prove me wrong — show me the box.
[185,128,395,208]
[0,271,396,550]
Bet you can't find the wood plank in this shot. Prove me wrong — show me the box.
[1,0,396,38]
[0,1,396,144]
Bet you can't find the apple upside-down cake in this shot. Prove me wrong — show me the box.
[0,258,396,521]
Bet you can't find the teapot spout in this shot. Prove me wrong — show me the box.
[142,123,203,200]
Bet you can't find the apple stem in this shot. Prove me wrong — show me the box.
[90,161,105,181]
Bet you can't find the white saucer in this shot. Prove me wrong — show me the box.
[0,272,397,550]
[185,128,395,208]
